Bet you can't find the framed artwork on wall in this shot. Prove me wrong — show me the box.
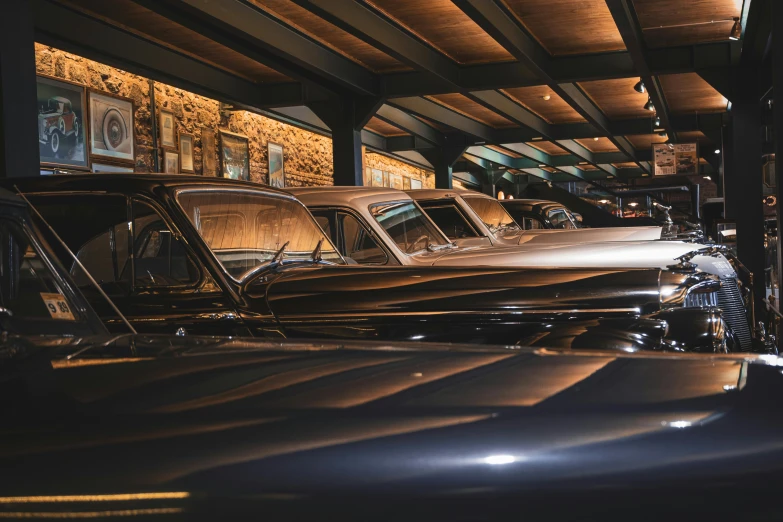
[371,169,383,187]
[37,75,89,170]
[389,173,403,190]
[179,132,194,173]
[382,172,390,188]
[219,130,250,181]
[159,108,176,149]
[268,142,285,188]
[403,176,411,190]
[91,162,134,173]
[88,90,135,165]
[164,150,179,174]
[201,128,217,176]
[410,178,422,190]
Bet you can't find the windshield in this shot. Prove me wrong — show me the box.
[176,190,343,280]
[370,201,450,254]
[462,197,521,236]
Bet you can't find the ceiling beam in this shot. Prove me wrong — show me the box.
[375,105,445,145]
[605,0,676,142]
[388,97,495,142]
[34,0,313,109]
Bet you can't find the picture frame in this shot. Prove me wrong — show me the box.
[88,89,135,165]
[403,176,411,190]
[163,150,179,174]
[371,169,383,187]
[410,178,422,190]
[159,108,177,149]
[382,172,390,188]
[91,162,134,173]
[389,173,403,190]
[268,141,285,188]
[201,128,217,176]
[179,132,195,173]
[37,75,90,170]
[219,129,250,181]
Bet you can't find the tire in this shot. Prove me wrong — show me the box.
[72,118,80,140]
[50,131,60,155]
[102,108,127,151]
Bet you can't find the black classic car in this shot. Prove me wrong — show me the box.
[4,174,734,352]
[2,335,783,521]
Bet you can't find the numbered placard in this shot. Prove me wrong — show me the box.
[40,293,75,320]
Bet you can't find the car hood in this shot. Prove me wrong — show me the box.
[433,240,737,278]
[2,335,782,520]
[511,226,662,244]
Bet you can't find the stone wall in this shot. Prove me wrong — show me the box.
[364,151,435,188]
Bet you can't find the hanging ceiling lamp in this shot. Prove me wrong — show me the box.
[729,17,741,40]
[633,80,646,94]
[644,98,656,112]
[654,115,662,128]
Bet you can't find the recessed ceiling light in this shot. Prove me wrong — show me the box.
[593,137,600,141]
[634,80,646,94]
[704,175,712,180]
[599,199,609,204]
[532,137,543,141]
[714,149,720,154]
[538,164,547,168]
[642,173,649,177]
[730,17,741,40]
[542,95,551,101]
[579,161,588,165]
[654,116,662,128]
[644,98,655,112]
[628,202,638,207]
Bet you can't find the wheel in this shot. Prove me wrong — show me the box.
[72,118,80,139]
[102,108,127,151]
[49,131,60,155]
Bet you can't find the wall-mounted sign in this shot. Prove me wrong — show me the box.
[653,143,698,176]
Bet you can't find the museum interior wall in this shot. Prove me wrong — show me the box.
[35,44,434,188]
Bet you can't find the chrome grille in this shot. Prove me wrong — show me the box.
[685,291,718,308]
[718,277,752,351]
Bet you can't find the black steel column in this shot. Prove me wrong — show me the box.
[420,145,467,189]
[774,0,783,319]
[309,96,383,186]
[0,0,39,177]
[730,97,766,312]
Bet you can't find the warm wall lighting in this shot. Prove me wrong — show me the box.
[497,190,505,200]
[633,80,646,93]
[730,17,741,40]
[508,195,514,200]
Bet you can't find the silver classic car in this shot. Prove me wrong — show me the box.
[290,186,753,350]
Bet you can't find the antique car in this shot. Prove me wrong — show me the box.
[3,174,736,353]
[38,96,80,156]
[2,335,783,521]
[501,197,583,230]
[291,186,753,351]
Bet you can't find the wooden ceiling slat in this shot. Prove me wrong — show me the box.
[676,130,712,144]
[625,133,668,149]
[428,93,517,128]
[411,115,453,133]
[487,145,523,158]
[251,0,410,73]
[634,0,740,48]
[612,162,640,168]
[501,86,586,124]
[364,117,409,137]
[62,0,291,83]
[575,137,620,153]
[503,0,626,55]
[365,0,514,64]
[659,73,728,115]
[526,141,569,156]
[578,77,655,120]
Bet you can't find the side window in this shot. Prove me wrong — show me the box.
[420,204,479,239]
[548,209,574,229]
[132,200,199,287]
[0,220,77,322]
[310,210,338,247]
[339,212,391,265]
[523,217,545,230]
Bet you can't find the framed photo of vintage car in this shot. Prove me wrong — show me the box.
[179,132,195,173]
[201,128,217,176]
[91,162,134,173]
[389,173,403,190]
[164,150,179,174]
[159,108,177,150]
[37,75,89,170]
[88,90,135,165]
[403,176,411,190]
[268,142,285,188]
[219,130,250,181]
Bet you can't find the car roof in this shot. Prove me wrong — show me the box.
[407,188,492,201]
[502,198,565,212]
[286,186,413,207]
[3,173,293,199]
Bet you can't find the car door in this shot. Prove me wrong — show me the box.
[310,207,398,265]
[28,193,244,336]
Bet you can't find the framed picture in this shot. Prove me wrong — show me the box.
[37,75,89,170]
[179,132,194,173]
[159,108,176,149]
[268,142,285,188]
[371,169,383,187]
[88,90,135,164]
[91,162,134,173]
[389,173,403,190]
[219,130,250,181]
[403,176,411,190]
[164,150,179,174]
[410,178,422,190]
[382,172,390,188]
[201,128,217,176]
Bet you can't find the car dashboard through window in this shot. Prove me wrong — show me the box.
[462,197,521,237]
[370,201,450,254]
[176,190,343,280]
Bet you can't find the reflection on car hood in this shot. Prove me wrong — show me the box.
[2,335,783,520]
[512,226,662,244]
[433,240,737,278]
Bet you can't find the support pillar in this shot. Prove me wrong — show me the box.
[309,96,383,186]
[0,0,39,177]
[726,96,766,314]
[774,0,783,320]
[420,145,467,189]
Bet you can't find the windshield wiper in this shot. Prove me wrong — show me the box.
[238,241,289,295]
[311,237,323,263]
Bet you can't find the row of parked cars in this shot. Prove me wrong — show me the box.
[1,174,782,521]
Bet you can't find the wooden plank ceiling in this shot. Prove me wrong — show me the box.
[427,94,517,128]
[502,87,586,124]
[527,141,569,156]
[364,117,408,137]
[579,77,654,120]
[633,0,742,48]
